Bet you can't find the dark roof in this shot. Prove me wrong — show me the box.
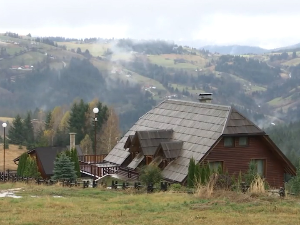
[66,145,83,156]
[124,135,135,149]
[137,130,173,155]
[35,147,66,176]
[104,99,286,183]
[223,108,265,135]
[159,141,183,159]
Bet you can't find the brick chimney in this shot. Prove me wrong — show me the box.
[198,93,213,103]
[69,133,76,150]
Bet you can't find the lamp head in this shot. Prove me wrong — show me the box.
[93,107,99,114]
[2,123,7,128]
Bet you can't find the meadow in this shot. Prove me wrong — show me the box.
[0,182,300,225]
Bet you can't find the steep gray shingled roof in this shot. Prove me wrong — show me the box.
[104,99,231,182]
[137,130,173,155]
[223,108,265,135]
[159,141,183,159]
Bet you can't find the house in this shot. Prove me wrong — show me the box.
[104,94,296,187]
[13,133,83,179]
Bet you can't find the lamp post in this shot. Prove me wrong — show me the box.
[2,122,7,174]
[93,107,99,181]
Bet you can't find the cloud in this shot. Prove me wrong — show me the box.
[0,0,299,47]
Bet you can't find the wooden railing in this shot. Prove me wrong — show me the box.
[78,154,107,163]
[80,164,118,178]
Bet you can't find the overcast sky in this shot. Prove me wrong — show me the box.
[0,0,299,49]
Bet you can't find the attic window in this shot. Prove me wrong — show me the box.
[224,137,234,147]
[239,137,248,146]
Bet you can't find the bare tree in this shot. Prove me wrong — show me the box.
[98,107,121,154]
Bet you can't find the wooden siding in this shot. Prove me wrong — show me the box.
[204,136,284,188]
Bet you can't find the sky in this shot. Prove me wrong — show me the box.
[0,0,299,49]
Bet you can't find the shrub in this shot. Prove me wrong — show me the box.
[170,183,182,191]
[139,164,162,186]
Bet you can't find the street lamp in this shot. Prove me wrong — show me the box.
[2,122,7,174]
[93,107,99,181]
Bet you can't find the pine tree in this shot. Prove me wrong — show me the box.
[71,148,81,177]
[194,163,201,184]
[52,152,77,181]
[187,157,196,188]
[23,112,35,149]
[8,115,24,145]
[17,153,29,176]
[23,157,40,178]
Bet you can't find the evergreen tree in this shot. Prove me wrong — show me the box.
[52,152,77,181]
[45,111,52,130]
[17,153,28,176]
[293,51,297,58]
[187,157,196,187]
[23,112,35,149]
[71,148,81,177]
[23,157,40,178]
[8,115,25,145]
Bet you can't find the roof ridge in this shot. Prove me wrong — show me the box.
[164,99,231,108]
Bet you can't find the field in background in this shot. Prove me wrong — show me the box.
[0,144,26,171]
[0,184,300,225]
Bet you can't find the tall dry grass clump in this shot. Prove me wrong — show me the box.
[194,173,218,198]
[249,175,265,194]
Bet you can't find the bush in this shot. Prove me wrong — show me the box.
[170,183,182,191]
[139,164,162,186]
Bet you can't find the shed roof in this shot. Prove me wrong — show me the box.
[103,99,270,183]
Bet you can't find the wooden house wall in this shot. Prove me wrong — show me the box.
[204,136,284,188]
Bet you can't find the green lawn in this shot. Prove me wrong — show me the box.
[148,54,206,70]
[283,58,300,66]
[0,183,300,225]
[58,42,111,57]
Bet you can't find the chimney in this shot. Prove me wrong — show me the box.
[69,133,76,150]
[198,93,213,103]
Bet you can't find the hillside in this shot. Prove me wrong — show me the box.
[1,34,300,132]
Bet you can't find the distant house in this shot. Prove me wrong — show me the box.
[104,94,296,187]
[13,133,83,179]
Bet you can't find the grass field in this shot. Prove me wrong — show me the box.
[0,184,300,225]
[148,54,206,70]
[0,145,26,171]
[283,58,300,66]
[58,42,111,57]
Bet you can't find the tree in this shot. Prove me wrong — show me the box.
[99,107,121,154]
[23,157,40,178]
[187,158,196,187]
[8,115,24,145]
[52,152,77,181]
[293,51,297,58]
[80,134,93,155]
[139,164,162,186]
[17,153,29,176]
[23,112,35,149]
[76,47,82,54]
[70,148,80,177]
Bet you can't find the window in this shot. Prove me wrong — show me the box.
[224,137,234,147]
[253,159,265,177]
[239,137,248,146]
[209,161,223,173]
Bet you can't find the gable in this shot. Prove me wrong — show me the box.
[223,108,265,135]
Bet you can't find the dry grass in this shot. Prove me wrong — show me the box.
[0,144,26,171]
[0,183,300,225]
[249,176,265,194]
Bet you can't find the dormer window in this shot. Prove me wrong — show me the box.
[224,137,234,147]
